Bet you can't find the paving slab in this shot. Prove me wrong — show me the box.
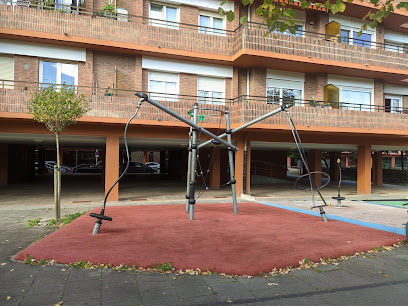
[209,281,254,301]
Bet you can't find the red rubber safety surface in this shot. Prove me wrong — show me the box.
[15,203,406,275]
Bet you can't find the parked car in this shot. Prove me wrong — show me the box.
[120,161,155,174]
[45,161,73,173]
[74,163,102,173]
[145,162,160,172]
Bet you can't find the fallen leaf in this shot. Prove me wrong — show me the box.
[1,263,6,266]
[226,299,233,303]
[9,269,14,272]
[268,282,279,286]
[61,269,66,272]
[6,296,11,300]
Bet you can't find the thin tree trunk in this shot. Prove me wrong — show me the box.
[55,132,61,220]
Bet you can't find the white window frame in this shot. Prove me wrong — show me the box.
[149,2,180,29]
[39,60,78,87]
[148,71,179,102]
[197,76,225,105]
[385,95,403,113]
[384,40,404,53]
[339,86,373,111]
[198,10,226,36]
[266,70,304,106]
[0,54,14,89]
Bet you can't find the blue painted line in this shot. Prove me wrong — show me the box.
[258,201,406,236]
[351,200,407,209]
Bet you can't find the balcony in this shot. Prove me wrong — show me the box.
[1,4,408,77]
[1,80,408,135]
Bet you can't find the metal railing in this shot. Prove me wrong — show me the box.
[1,2,407,66]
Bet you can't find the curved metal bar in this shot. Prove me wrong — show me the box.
[294,171,331,191]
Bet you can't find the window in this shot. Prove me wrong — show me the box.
[198,11,225,35]
[339,29,349,44]
[384,40,404,53]
[341,89,371,111]
[148,71,179,101]
[352,32,372,48]
[149,3,179,29]
[0,55,14,89]
[385,95,402,113]
[267,87,302,105]
[270,23,304,37]
[197,77,225,105]
[39,61,78,88]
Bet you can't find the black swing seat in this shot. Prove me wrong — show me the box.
[332,196,346,201]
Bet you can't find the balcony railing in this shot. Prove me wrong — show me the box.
[238,23,408,71]
[1,4,408,71]
[1,80,408,132]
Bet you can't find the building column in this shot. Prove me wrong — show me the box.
[59,149,63,165]
[391,156,395,168]
[234,135,251,195]
[287,156,291,168]
[160,151,166,173]
[309,150,322,187]
[209,147,221,189]
[143,151,148,164]
[357,145,372,194]
[0,144,8,185]
[329,152,341,182]
[345,155,350,168]
[105,135,119,201]
[372,151,383,186]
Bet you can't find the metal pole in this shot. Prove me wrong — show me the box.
[198,105,288,150]
[135,93,237,151]
[185,126,192,213]
[188,104,199,220]
[225,108,238,215]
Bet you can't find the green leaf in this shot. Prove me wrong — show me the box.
[227,10,235,22]
[220,0,228,6]
[287,19,295,27]
[370,21,378,29]
[278,22,288,33]
[240,16,248,24]
[288,27,296,35]
[255,5,263,15]
[218,7,224,17]
[242,0,251,5]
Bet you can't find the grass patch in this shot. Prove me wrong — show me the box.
[23,254,36,265]
[152,262,174,272]
[27,218,42,228]
[60,211,88,226]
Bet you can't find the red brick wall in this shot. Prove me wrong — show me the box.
[77,49,93,91]
[376,25,384,44]
[374,79,384,107]
[238,68,247,97]
[403,96,408,109]
[249,68,266,97]
[180,5,198,25]
[142,69,148,92]
[225,78,232,100]
[93,52,136,92]
[14,55,39,88]
[180,73,197,97]
[305,73,327,102]
[135,55,142,91]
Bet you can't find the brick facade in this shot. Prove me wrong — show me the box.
[374,79,384,107]
[304,73,327,102]
[249,68,266,98]
[180,5,198,25]
[14,55,39,88]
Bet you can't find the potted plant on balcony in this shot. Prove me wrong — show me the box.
[102,2,116,19]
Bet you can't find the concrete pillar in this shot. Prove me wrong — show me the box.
[391,156,395,168]
[143,151,148,164]
[234,135,251,195]
[329,152,341,182]
[309,150,322,187]
[345,155,350,168]
[160,151,166,173]
[209,147,221,189]
[105,135,120,201]
[244,140,251,195]
[0,144,8,185]
[372,152,383,186]
[357,145,372,194]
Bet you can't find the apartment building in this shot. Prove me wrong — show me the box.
[1,0,408,201]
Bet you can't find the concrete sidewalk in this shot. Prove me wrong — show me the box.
[0,178,408,305]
